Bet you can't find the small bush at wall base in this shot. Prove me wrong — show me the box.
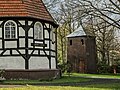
[0,69,5,82]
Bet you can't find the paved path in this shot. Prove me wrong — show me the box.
[33,78,120,86]
[0,85,25,88]
[0,78,120,88]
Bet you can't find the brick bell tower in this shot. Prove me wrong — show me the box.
[67,26,97,73]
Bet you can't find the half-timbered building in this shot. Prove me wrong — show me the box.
[0,0,60,79]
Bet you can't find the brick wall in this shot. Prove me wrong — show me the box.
[67,36,97,73]
[67,37,87,73]
[2,69,61,80]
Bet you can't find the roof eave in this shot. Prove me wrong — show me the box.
[0,16,58,27]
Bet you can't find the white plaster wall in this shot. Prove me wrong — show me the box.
[34,41,43,49]
[28,21,33,26]
[0,40,2,48]
[51,57,56,69]
[0,50,2,54]
[28,50,33,54]
[28,28,33,37]
[28,39,33,48]
[5,41,17,48]
[12,50,19,54]
[19,38,25,47]
[45,41,49,48]
[45,23,49,28]
[3,50,10,55]
[45,51,49,55]
[19,27,25,36]
[45,30,49,38]
[19,50,25,54]
[51,42,55,50]
[40,51,45,55]
[33,50,38,54]
[29,57,49,69]
[0,57,25,69]
[51,51,55,56]
[0,28,2,38]
[0,56,56,69]
[0,21,3,25]
[50,29,55,50]
[19,20,25,25]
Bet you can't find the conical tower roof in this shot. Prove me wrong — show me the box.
[0,0,55,23]
[67,25,95,38]
[67,26,86,38]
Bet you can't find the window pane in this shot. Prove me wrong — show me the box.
[5,27,10,38]
[11,27,15,31]
[34,22,42,39]
[11,34,15,38]
[6,22,11,26]
[11,22,15,26]
[11,30,15,34]
[34,27,38,39]
[5,27,10,31]
[5,31,10,38]
[39,31,42,39]
[5,21,17,39]
[11,27,15,35]
[5,31,10,34]
[6,35,10,38]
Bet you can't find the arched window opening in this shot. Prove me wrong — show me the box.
[34,22,43,39]
[81,39,84,45]
[70,40,72,45]
[4,20,17,39]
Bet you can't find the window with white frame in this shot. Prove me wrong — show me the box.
[34,22,43,39]
[4,20,17,39]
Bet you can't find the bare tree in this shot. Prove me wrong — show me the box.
[80,0,120,29]
[65,0,120,65]
[44,0,120,72]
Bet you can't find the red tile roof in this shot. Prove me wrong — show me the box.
[0,0,54,22]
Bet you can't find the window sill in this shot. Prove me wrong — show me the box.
[4,39,18,41]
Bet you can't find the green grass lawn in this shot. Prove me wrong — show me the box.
[87,83,120,90]
[71,73,120,79]
[1,73,120,85]
[0,73,120,90]
[0,73,91,85]
[0,76,90,85]
[0,83,120,90]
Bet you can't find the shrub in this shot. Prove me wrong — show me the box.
[97,64,112,74]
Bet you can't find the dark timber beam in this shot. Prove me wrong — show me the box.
[55,28,58,69]
[49,25,51,69]
[25,20,29,69]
